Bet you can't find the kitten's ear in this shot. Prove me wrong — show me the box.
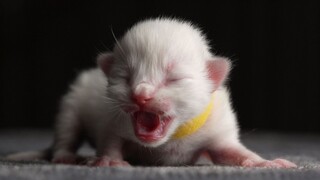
[97,53,114,75]
[206,57,231,90]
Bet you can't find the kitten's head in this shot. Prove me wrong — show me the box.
[98,18,230,147]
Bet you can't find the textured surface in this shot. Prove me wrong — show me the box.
[0,129,320,180]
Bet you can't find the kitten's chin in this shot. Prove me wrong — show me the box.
[137,136,170,147]
[131,111,175,147]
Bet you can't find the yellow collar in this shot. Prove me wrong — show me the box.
[172,94,214,139]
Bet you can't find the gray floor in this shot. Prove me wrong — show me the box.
[0,129,319,180]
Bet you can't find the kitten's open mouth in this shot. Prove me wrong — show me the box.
[133,111,172,143]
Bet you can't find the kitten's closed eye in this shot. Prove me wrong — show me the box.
[116,73,131,84]
[165,77,193,85]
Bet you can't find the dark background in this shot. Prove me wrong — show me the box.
[1,1,319,133]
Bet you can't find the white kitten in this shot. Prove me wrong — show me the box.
[9,18,297,168]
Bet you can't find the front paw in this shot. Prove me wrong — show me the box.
[87,156,130,167]
[241,158,297,168]
[51,151,85,165]
[52,153,78,164]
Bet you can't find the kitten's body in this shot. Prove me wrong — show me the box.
[56,68,237,166]
[8,18,296,168]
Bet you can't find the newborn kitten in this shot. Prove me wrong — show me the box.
[10,18,297,168]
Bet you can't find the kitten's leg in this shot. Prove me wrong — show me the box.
[207,141,297,168]
[87,137,130,167]
[51,106,83,164]
[206,95,297,168]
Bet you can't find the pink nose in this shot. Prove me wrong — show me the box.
[132,94,152,106]
[132,82,154,107]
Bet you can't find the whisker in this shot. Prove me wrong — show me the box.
[99,40,111,52]
[110,26,126,59]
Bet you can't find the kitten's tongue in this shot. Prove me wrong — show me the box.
[133,111,163,142]
[134,111,160,132]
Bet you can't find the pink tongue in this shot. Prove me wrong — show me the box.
[134,111,160,132]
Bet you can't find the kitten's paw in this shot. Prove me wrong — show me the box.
[52,151,78,164]
[241,158,297,168]
[87,156,130,167]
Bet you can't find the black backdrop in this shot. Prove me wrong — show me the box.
[1,1,320,133]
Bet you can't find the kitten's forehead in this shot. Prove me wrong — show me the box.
[115,18,210,64]
[112,18,211,84]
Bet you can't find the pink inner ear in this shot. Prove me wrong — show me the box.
[97,53,114,75]
[206,58,231,90]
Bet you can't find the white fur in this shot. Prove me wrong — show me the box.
[39,18,296,167]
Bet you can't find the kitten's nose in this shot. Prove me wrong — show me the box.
[132,94,152,106]
[132,82,154,106]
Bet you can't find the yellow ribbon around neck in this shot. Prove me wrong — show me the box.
[172,94,214,139]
